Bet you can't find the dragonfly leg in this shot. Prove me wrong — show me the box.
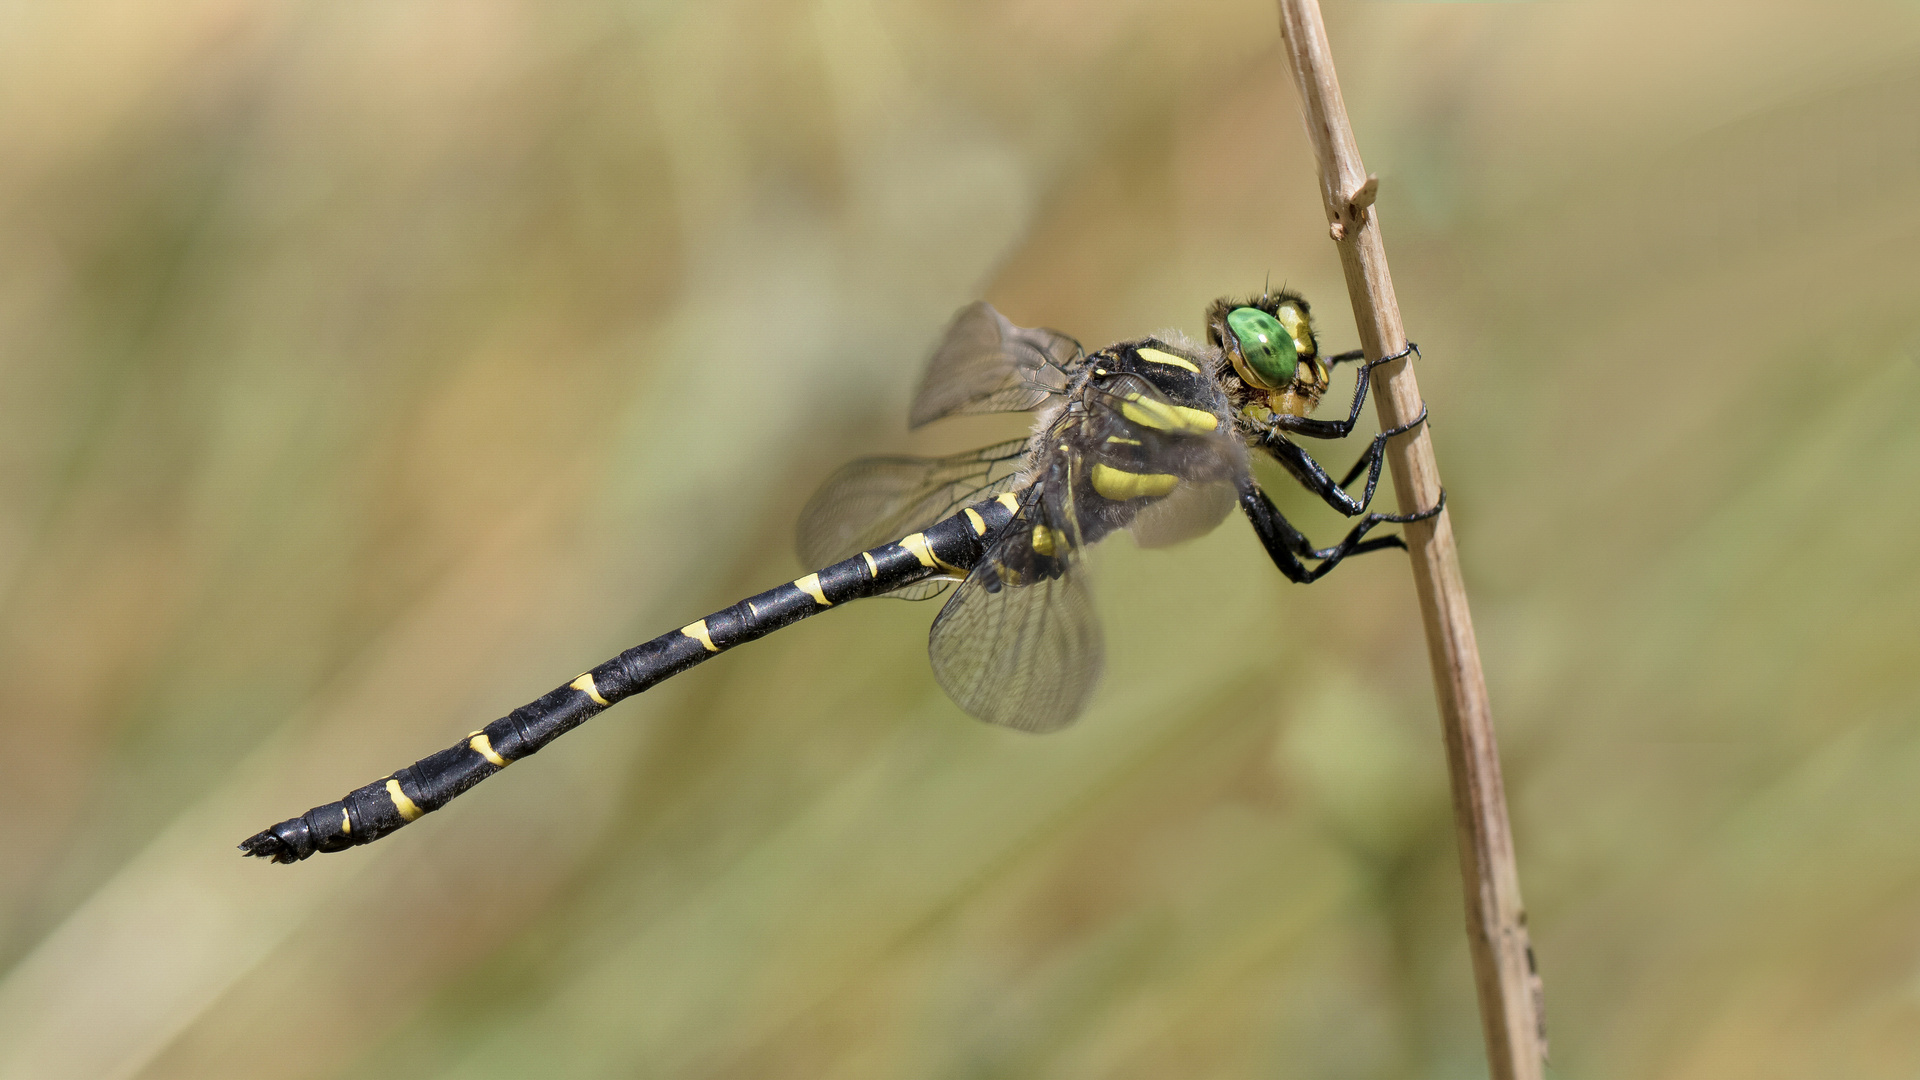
[1261,342,1417,441]
[1261,404,1428,518]
[1238,478,1444,584]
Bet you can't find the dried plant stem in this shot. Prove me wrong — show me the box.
[1272,3,1546,1077]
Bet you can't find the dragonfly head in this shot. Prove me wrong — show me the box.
[1206,290,1329,417]
[1205,290,1328,417]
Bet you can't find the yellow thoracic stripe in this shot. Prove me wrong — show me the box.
[795,573,831,606]
[1030,525,1071,557]
[1135,346,1199,372]
[996,492,1021,513]
[900,532,961,574]
[1090,463,1180,501]
[468,731,509,768]
[570,672,609,705]
[682,619,718,652]
[386,779,423,822]
[1120,395,1218,433]
[964,507,987,535]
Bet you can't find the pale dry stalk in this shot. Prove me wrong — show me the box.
[1272,3,1548,1078]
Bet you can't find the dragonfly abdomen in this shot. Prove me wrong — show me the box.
[239,491,1024,864]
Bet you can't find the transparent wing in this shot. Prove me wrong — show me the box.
[1126,479,1240,549]
[1080,373,1249,549]
[797,438,1030,599]
[882,578,960,603]
[909,302,1080,428]
[928,456,1102,733]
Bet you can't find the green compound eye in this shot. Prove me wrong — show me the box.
[1226,306,1297,390]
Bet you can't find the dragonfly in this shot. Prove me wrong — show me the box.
[241,289,1440,863]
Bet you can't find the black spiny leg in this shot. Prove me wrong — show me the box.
[1237,475,1445,584]
[1264,343,1418,442]
[1262,403,1429,518]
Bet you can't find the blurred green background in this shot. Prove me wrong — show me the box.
[2,1,1919,1077]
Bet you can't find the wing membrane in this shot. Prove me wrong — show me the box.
[797,439,1030,569]
[1126,478,1239,548]
[928,455,1102,733]
[909,302,1079,428]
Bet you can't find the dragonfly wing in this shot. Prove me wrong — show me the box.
[927,462,1102,733]
[1125,478,1240,549]
[909,302,1079,428]
[884,580,959,602]
[796,438,1030,597]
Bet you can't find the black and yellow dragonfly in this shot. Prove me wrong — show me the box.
[241,289,1439,863]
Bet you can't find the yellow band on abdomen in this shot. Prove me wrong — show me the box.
[468,731,509,768]
[900,532,961,574]
[386,779,422,822]
[570,672,609,705]
[795,573,831,606]
[682,620,718,652]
